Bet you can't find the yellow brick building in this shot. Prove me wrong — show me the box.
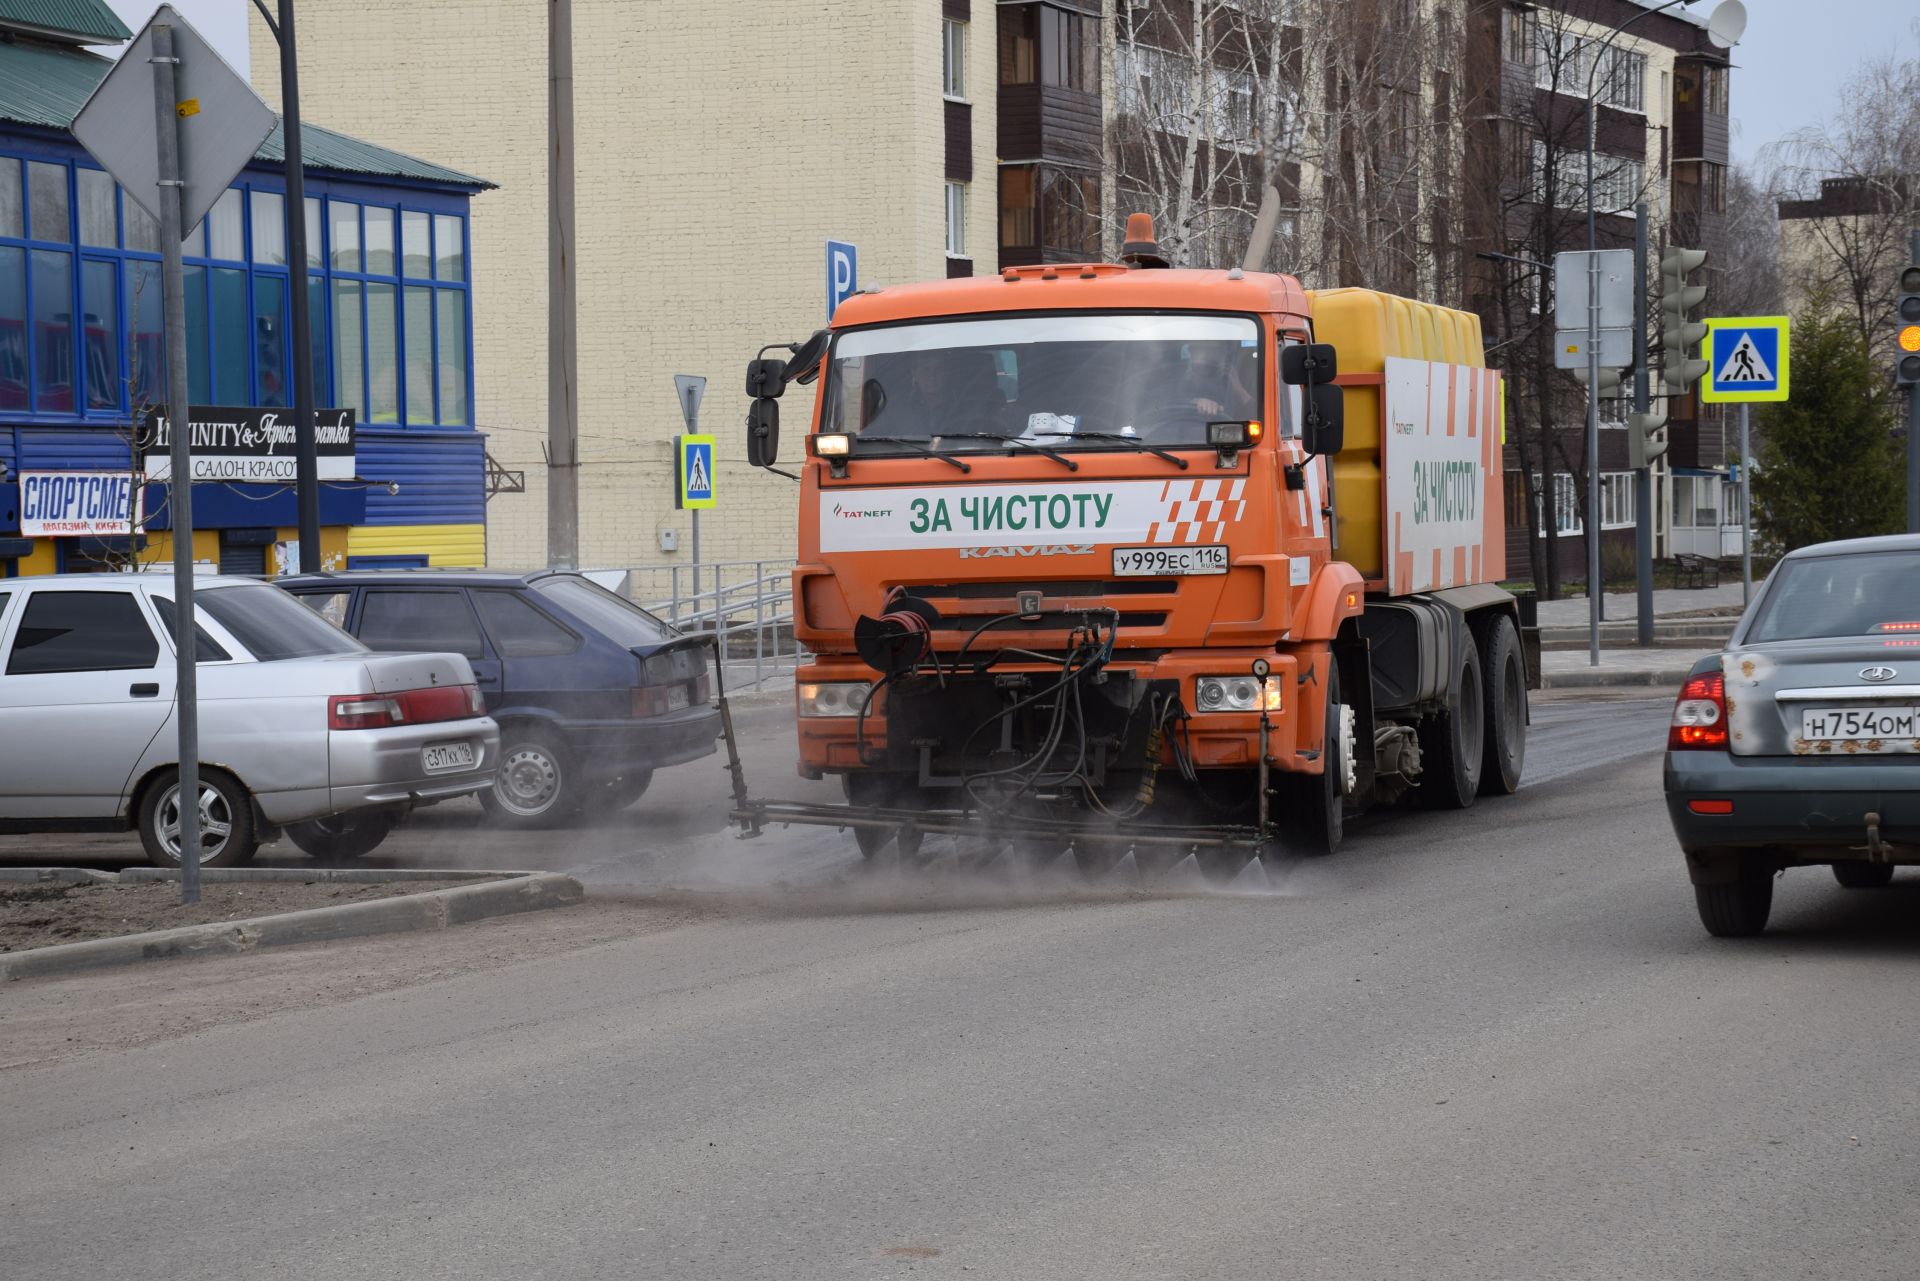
[250,0,999,571]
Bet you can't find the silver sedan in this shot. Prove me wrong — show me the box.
[0,573,499,866]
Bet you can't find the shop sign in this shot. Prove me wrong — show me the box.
[141,406,356,483]
[19,471,144,538]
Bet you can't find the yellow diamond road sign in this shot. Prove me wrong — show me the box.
[1700,315,1790,403]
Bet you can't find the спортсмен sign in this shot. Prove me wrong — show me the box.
[19,471,144,538]
[140,406,356,483]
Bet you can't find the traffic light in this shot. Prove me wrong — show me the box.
[1661,247,1710,393]
[1570,366,1624,395]
[1896,262,1920,388]
[1628,410,1669,468]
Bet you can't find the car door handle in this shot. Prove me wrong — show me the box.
[130,682,160,698]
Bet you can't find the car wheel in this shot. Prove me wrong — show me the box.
[1476,615,1527,796]
[285,810,399,860]
[582,770,654,817]
[137,768,258,869]
[1281,663,1347,856]
[1694,867,1774,937]
[1832,861,1896,889]
[1418,637,1485,809]
[480,729,579,828]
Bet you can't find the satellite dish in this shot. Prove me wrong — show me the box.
[1706,0,1746,48]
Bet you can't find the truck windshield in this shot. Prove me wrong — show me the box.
[822,313,1261,450]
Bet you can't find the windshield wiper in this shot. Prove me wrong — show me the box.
[850,435,971,472]
[934,432,1079,471]
[1040,431,1190,469]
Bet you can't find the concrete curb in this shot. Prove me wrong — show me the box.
[119,867,532,885]
[0,871,584,982]
[0,868,120,885]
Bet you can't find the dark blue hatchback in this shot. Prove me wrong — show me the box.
[279,570,720,826]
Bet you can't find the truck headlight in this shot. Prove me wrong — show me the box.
[1194,676,1281,713]
[798,681,872,717]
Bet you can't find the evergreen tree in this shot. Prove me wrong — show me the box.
[1751,305,1903,554]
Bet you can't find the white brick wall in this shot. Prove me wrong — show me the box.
[251,0,993,570]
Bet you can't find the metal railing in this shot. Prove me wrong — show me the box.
[618,558,802,691]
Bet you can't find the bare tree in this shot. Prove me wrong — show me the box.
[1765,26,1920,348]
[1102,0,1459,296]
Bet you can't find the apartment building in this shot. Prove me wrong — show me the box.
[1461,0,1737,583]
[252,1,998,571]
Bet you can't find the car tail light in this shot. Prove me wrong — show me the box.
[1688,799,1735,815]
[1871,621,1920,633]
[1668,671,1728,750]
[329,684,484,730]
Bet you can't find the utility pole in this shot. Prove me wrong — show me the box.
[1631,202,1654,646]
[250,0,321,571]
[151,21,202,904]
[547,0,580,570]
[1902,230,1920,532]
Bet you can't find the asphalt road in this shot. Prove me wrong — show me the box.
[5,695,1918,1280]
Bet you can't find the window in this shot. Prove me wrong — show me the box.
[0,159,19,238]
[531,577,677,647]
[31,249,71,413]
[1701,160,1727,214]
[473,590,578,657]
[999,5,1036,85]
[294,590,352,629]
[433,215,465,282]
[1530,140,1643,213]
[6,591,158,674]
[405,285,435,422]
[1601,472,1635,528]
[437,290,469,424]
[943,18,967,99]
[1001,166,1036,249]
[356,589,487,658]
[946,181,967,258]
[77,169,114,248]
[207,189,244,261]
[402,210,431,277]
[251,190,286,266]
[364,206,396,275]
[1041,7,1097,91]
[1748,550,1920,644]
[0,592,9,620]
[329,200,360,271]
[1506,10,1534,64]
[333,277,365,418]
[163,583,363,660]
[1700,63,1727,114]
[255,274,288,407]
[148,597,234,662]
[27,162,67,242]
[81,259,117,411]
[1600,46,1645,112]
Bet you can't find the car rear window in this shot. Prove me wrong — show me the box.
[1747,550,1920,643]
[532,576,678,648]
[156,583,365,660]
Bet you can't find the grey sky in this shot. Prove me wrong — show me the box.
[95,1,1917,180]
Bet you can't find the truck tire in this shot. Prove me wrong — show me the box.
[1476,615,1527,796]
[1418,638,1484,809]
[1694,867,1774,936]
[1832,861,1895,889]
[1281,666,1345,856]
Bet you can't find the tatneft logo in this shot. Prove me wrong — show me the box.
[831,503,894,519]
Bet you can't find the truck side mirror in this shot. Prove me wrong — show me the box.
[747,398,780,468]
[1303,382,1344,457]
[746,358,788,399]
[787,329,830,387]
[1281,342,1337,385]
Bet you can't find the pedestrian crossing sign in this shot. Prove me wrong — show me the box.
[677,434,716,509]
[1700,315,1790,403]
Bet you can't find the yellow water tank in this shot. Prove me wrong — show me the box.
[1304,288,1486,582]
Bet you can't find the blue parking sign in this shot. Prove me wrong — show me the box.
[677,434,715,510]
[827,239,857,320]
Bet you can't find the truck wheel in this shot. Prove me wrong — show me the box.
[1694,866,1774,936]
[137,768,258,868]
[1476,615,1527,796]
[1833,861,1895,889]
[285,810,398,860]
[1418,638,1484,809]
[1281,666,1346,856]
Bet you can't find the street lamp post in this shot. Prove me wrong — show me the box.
[1580,0,1745,663]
